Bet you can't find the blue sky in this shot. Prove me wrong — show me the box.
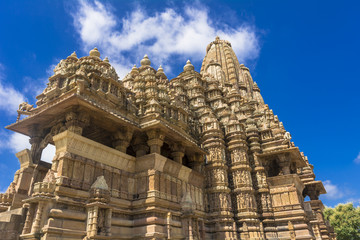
[0,0,359,207]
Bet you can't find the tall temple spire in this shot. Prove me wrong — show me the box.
[201,36,261,104]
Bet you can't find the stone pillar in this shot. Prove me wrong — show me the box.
[147,138,163,154]
[202,114,237,239]
[29,124,43,164]
[65,111,90,135]
[112,128,133,153]
[189,154,203,172]
[146,129,165,154]
[277,153,291,175]
[188,217,193,240]
[31,201,45,233]
[105,208,112,236]
[91,206,99,237]
[22,203,35,234]
[172,152,184,164]
[167,212,172,239]
[29,136,42,164]
[171,143,185,164]
[132,134,149,157]
[133,144,149,157]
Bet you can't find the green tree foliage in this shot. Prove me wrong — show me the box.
[323,203,360,240]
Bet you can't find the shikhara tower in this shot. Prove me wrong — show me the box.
[0,37,335,240]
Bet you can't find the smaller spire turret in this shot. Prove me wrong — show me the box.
[68,51,78,59]
[89,47,100,58]
[141,54,151,66]
[156,65,167,79]
[157,65,163,72]
[183,60,194,71]
[130,65,139,76]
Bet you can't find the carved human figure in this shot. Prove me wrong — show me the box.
[266,195,271,208]
[262,175,267,186]
[226,195,230,208]
[243,194,249,208]
[236,195,241,209]
[261,194,268,209]
[244,172,251,185]
[237,171,242,185]
[234,171,241,186]
[239,194,245,210]
[220,193,229,209]
[256,172,262,186]
[221,170,225,182]
[215,149,221,160]
[232,150,241,163]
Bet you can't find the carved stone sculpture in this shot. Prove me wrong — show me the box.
[0,38,335,240]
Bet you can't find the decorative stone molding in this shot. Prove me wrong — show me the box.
[53,130,135,172]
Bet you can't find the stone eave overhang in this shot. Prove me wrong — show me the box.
[257,147,307,168]
[6,90,141,136]
[140,116,206,156]
[304,180,327,195]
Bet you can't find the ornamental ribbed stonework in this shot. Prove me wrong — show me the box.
[0,38,336,240]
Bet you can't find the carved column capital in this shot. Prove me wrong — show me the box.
[146,129,165,154]
[112,127,133,153]
[147,139,164,154]
[170,142,185,153]
[146,129,165,141]
[65,111,90,135]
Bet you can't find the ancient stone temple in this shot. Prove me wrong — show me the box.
[0,37,336,240]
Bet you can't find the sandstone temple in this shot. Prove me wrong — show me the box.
[0,37,336,240]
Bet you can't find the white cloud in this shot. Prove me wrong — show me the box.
[323,180,344,199]
[0,62,56,164]
[72,0,260,78]
[354,152,360,164]
[8,132,31,153]
[41,144,56,163]
[0,63,26,115]
[5,132,55,163]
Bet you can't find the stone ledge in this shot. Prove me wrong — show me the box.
[53,130,135,172]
